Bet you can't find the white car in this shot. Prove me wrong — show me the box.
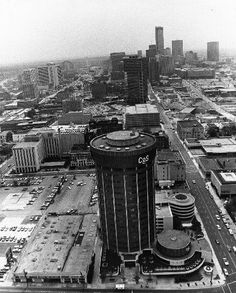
[215,215,220,221]
[223,258,229,266]
[223,268,229,276]
[216,224,221,230]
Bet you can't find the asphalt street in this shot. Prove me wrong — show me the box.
[151,88,236,293]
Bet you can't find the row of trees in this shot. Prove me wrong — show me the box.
[207,124,236,138]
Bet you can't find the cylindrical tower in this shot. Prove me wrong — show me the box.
[90,130,157,253]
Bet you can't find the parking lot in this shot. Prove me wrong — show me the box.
[0,172,97,283]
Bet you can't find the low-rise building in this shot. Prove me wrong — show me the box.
[153,131,169,150]
[211,170,236,197]
[12,126,86,172]
[13,214,97,284]
[199,137,236,157]
[198,156,236,179]
[156,205,173,233]
[155,190,195,225]
[177,120,204,140]
[175,68,215,79]
[125,103,160,129]
[70,144,94,168]
[58,111,92,125]
[155,149,186,185]
[12,140,44,173]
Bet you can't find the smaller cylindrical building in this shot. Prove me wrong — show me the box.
[156,230,191,258]
[169,193,195,223]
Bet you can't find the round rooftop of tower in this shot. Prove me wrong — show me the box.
[106,130,139,147]
[156,230,191,258]
[90,130,156,153]
[90,130,157,169]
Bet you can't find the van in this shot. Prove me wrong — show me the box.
[233,246,236,253]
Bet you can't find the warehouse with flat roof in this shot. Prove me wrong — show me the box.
[13,214,97,284]
[125,103,160,129]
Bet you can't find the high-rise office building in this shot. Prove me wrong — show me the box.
[90,130,157,253]
[37,63,62,89]
[137,50,142,57]
[172,40,184,60]
[148,56,159,84]
[123,55,148,105]
[20,68,39,100]
[185,51,198,65]
[146,44,157,59]
[157,55,175,76]
[207,42,219,62]
[37,66,49,86]
[155,26,164,54]
[146,45,159,84]
[164,47,171,56]
[110,52,125,80]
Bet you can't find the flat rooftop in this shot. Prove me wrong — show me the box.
[157,230,190,250]
[155,190,194,206]
[203,145,236,154]
[198,157,221,171]
[156,150,183,163]
[220,172,236,182]
[12,141,40,149]
[199,137,236,146]
[156,205,172,218]
[14,214,97,277]
[125,104,159,114]
[177,120,202,128]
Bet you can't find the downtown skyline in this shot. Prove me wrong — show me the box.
[0,0,236,65]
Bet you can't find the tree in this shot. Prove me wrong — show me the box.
[13,180,18,187]
[25,108,36,119]
[221,126,232,136]
[207,125,219,137]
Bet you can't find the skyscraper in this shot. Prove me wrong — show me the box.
[123,55,148,105]
[110,52,125,80]
[172,40,184,60]
[164,47,171,56]
[207,42,219,62]
[20,68,39,100]
[146,45,159,84]
[90,130,157,253]
[157,55,175,76]
[37,63,62,89]
[137,50,142,57]
[155,26,164,54]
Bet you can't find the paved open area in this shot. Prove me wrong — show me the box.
[0,172,98,284]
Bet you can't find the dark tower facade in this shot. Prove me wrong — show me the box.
[123,55,148,106]
[155,26,164,54]
[90,130,157,253]
[110,52,126,80]
[172,40,184,60]
[207,42,219,62]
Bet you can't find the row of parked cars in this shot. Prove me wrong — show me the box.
[40,187,57,210]
[0,235,27,244]
[0,263,10,281]
[215,212,234,235]
[90,185,98,206]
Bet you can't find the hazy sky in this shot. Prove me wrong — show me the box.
[0,0,236,65]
